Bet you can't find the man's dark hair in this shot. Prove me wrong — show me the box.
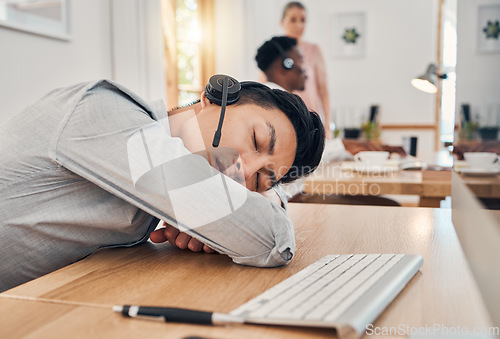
[255,36,297,72]
[282,1,306,19]
[235,85,325,184]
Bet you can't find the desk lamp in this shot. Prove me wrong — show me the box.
[411,63,447,93]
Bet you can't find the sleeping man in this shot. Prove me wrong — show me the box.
[0,75,324,292]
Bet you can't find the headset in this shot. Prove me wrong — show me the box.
[204,74,269,148]
[270,40,294,70]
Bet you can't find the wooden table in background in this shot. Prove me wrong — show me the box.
[303,162,451,207]
[0,204,492,338]
[303,161,500,208]
[460,175,500,198]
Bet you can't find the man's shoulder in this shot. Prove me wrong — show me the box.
[85,80,156,116]
[46,79,144,104]
[40,79,158,123]
[34,79,114,111]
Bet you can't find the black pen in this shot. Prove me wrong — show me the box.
[113,305,245,325]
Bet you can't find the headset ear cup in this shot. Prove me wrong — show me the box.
[204,83,221,105]
[204,74,241,105]
[282,57,294,70]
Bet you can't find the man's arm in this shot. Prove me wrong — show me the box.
[51,80,295,267]
[150,188,286,252]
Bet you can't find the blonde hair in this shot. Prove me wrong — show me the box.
[282,1,306,20]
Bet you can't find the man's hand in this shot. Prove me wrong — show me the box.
[150,221,215,253]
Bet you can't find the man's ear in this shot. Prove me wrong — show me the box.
[200,91,211,109]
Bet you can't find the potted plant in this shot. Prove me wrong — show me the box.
[361,121,380,141]
[333,128,341,138]
[459,121,479,141]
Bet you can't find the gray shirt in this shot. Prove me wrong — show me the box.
[0,80,295,292]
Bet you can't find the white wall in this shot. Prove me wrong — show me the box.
[0,0,112,123]
[215,0,438,157]
[214,0,247,78]
[5,0,496,158]
[110,0,166,103]
[0,0,165,124]
[456,0,500,126]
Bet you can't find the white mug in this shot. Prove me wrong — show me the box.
[463,152,499,169]
[354,151,390,165]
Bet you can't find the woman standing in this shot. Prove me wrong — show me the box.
[281,1,331,138]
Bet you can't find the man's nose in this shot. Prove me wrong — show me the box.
[229,157,245,180]
[240,154,266,181]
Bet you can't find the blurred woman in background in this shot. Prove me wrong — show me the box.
[281,1,331,138]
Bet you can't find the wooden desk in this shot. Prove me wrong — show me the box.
[0,204,492,338]
[303,162,452,207]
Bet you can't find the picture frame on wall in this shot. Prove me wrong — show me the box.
[0,0,71,41]
[477,4,500,53]
[331,12,366,58]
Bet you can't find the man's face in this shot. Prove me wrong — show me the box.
[286,46,307,91]
[178,95,297,192]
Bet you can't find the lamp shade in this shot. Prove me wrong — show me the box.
[411,64,438,94]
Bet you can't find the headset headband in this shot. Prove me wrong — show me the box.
[270,40,294,70]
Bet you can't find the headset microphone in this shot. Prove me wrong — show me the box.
[212,76,228,147]
[205,75,241,148]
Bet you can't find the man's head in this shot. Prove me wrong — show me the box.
[255,36,306,92]
[173,82,324,192]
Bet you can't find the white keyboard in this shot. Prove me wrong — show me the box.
[231,254,423,337]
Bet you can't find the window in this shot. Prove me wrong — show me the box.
[161,0,214,108]
[440,0,457,144]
